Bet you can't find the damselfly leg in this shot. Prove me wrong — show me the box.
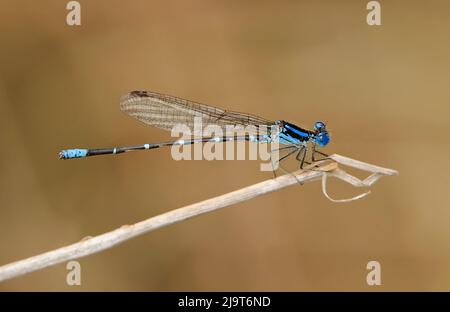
[296,145,308,169]
[270,145,298,178]
[311,143,329,163]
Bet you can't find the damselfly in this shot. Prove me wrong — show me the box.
[59,91,330,169]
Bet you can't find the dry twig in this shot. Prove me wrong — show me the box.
[0,154,397,282]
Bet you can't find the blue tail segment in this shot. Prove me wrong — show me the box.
[59,149,88,159]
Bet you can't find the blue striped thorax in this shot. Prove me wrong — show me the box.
[275,120,330,147]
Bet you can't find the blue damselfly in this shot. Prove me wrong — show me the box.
[59,91,330,169]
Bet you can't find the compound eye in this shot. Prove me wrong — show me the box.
[314,121,326,131]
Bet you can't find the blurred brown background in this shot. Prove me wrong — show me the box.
[0,0,449,291]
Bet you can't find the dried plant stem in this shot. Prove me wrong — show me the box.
[0,154,397,283]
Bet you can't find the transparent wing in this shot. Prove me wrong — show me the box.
[120,91,274,136]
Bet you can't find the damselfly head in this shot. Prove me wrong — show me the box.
[312,121,329,146]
